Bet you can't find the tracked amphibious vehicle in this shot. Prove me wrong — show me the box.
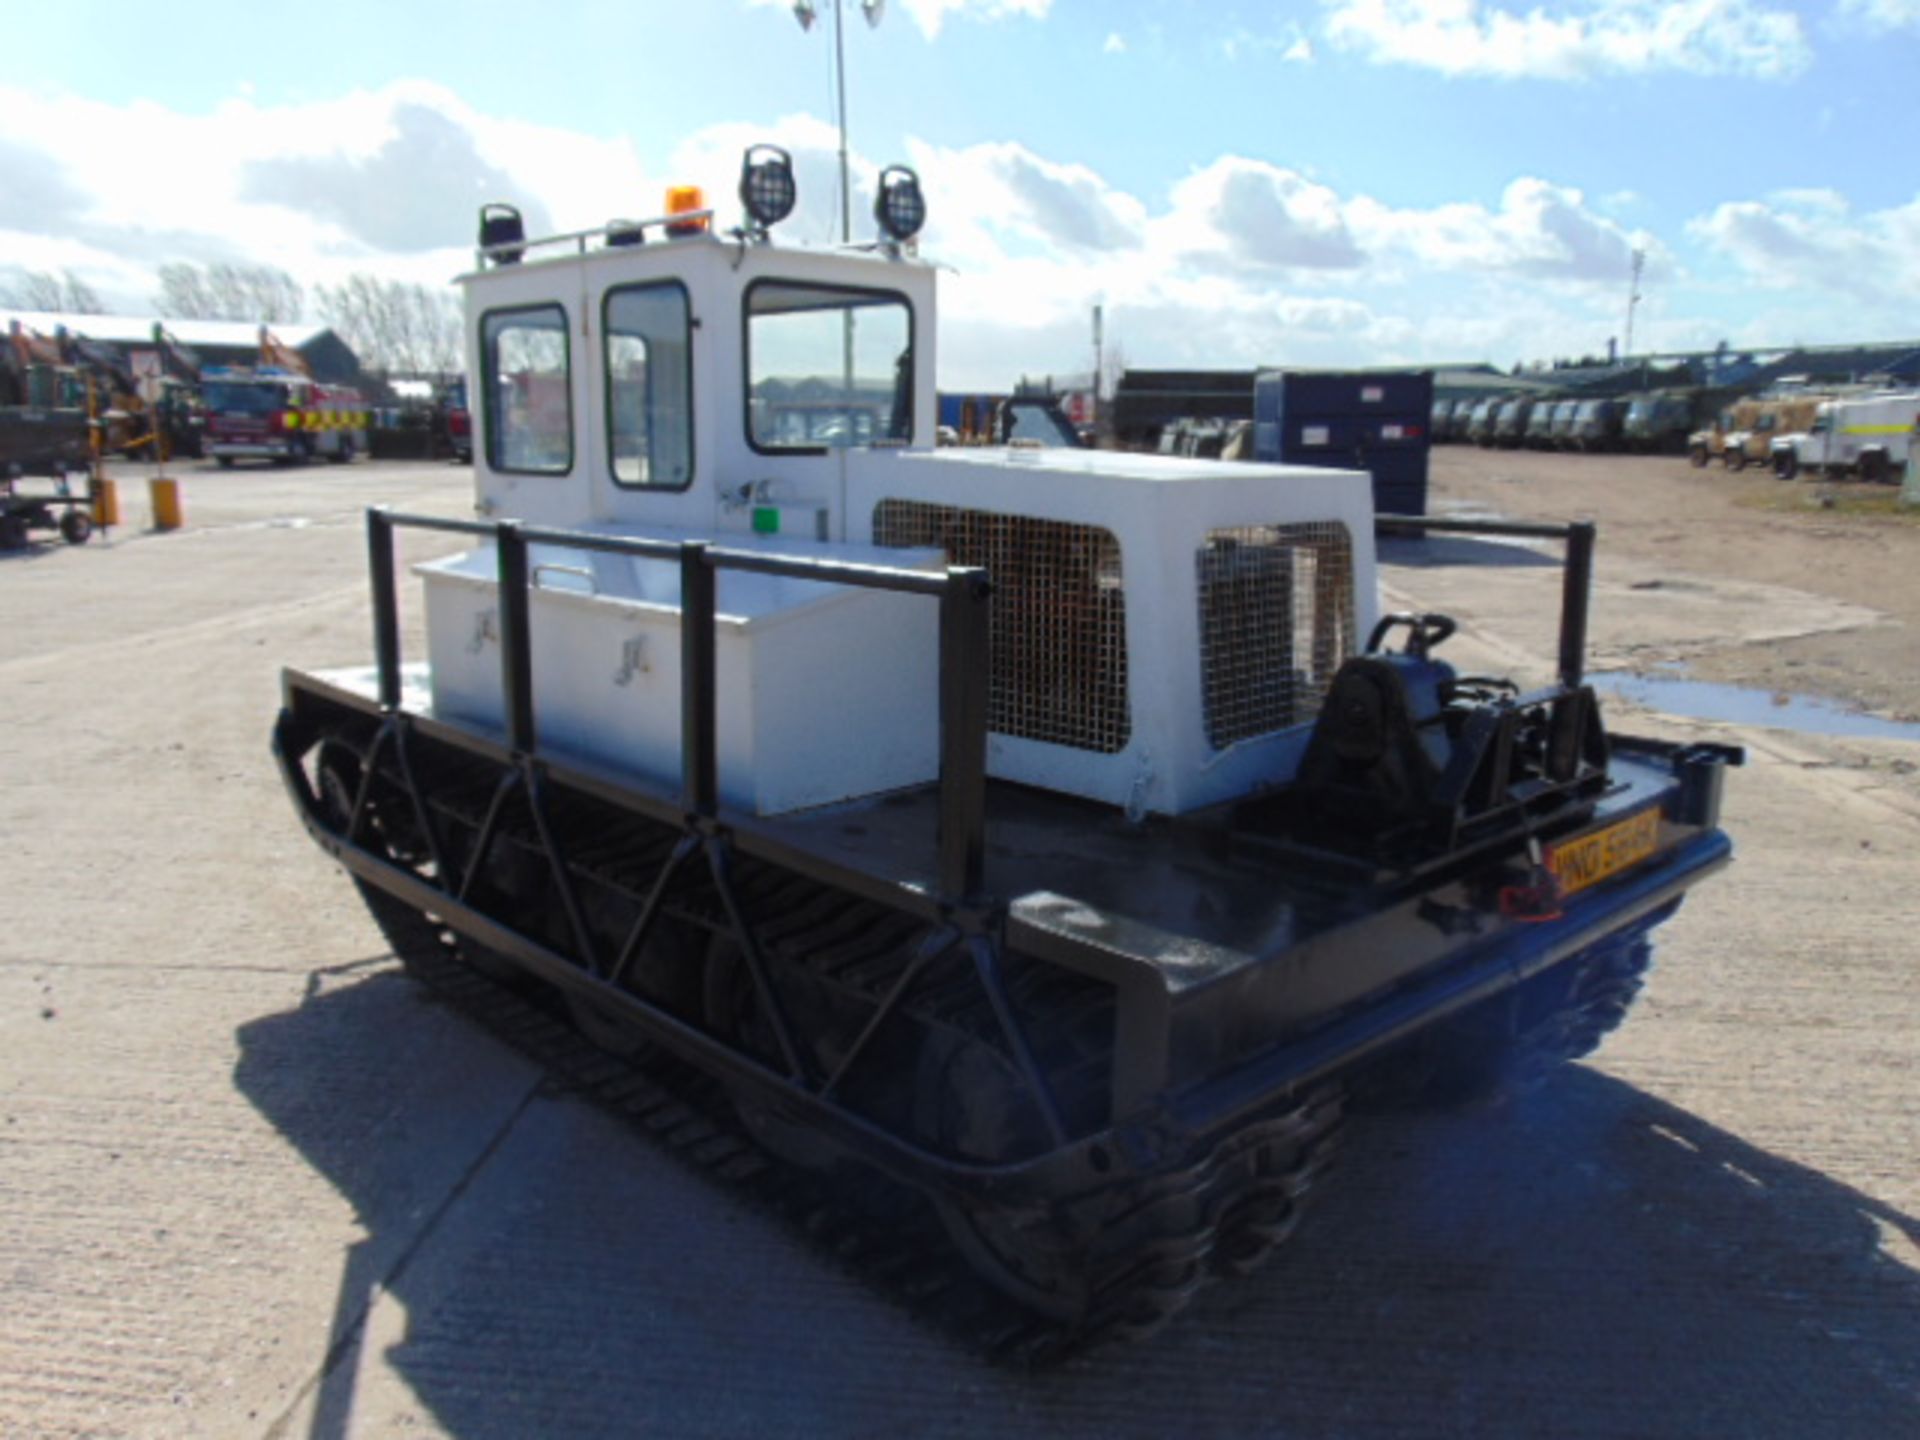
[273,151,1740,1339]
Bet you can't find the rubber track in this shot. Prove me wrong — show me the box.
[1354,925,1658,1109]
[348,880,1343,1363]
[1509,929,1654,1085]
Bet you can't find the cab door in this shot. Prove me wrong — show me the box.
[734,269,919,543]
[471,266,592,529]
[583,260,705,531]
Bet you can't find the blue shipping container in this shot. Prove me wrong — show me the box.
[1251,370,1434,516]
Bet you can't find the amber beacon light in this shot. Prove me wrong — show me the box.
[666,186,709,237]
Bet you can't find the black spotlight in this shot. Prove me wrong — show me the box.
[478,203,524,265]
[739,145,797,234]
[873,165,925,244]
[606,220,646,248]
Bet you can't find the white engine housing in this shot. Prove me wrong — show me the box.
[851,447,1378,816]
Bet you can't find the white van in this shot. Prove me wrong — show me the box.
[1773,392,1920,481]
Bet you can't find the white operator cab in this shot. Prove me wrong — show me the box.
[418,149,1381,822]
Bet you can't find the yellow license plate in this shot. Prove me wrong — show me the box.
[1547,809,1662,896]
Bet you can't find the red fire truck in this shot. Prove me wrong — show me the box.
[204,367,367,468]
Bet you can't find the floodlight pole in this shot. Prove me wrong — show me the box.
[799,0,878,244]
[797,0,879,457]
[1624,247,1646,358]
[833,0,852,244]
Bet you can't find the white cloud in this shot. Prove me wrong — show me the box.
[1350,177,1661,282]
[1688,189,1920,300]
[745,0,1050,40]
[901,137,1147,274]
[1160,160,1364,271]
[1840,0,1920,26]
[1222,23,1316,62]
[896,0,1052,37]
[11,77,1905,389]
[1103,30,1127,52]
[1321,0,1811,80]
[0,80,658,309]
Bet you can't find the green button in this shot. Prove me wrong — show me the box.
[752,506,779,534]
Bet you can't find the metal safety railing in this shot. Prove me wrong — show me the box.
[1374,514,1596,688]
[364,508,992,904]
[474,210,718,266]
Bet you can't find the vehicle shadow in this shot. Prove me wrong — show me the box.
[1378,534,1561,570]
[235,968,1920,1439]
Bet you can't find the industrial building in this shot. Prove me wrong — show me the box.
[0,310,365,387]
[1115,340,1920,450]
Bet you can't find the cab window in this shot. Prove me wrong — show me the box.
[484,304,572,474]
[746,281,912,451]
[604,282,693,489]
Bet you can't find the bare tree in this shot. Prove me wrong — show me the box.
[2,268,104,313]
[316,274,462,378]
[154,262,304,323]
[59,270,103,314]
[153,263,214,320]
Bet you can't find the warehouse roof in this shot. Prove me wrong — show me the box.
[0,309,335,350]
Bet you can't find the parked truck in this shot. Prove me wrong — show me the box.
[1,322,89,481]
[1492,397,1536,448]
[1624,389,1718,455]
[1771,391,1920,482]
[1692,393,1833,471]
[205,366,366,467]
[1527,399,1569,448]
[1568,398,1624,452]
[1466,396,1502,446]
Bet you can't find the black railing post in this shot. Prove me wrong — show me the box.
[938,566,991,902]
[495,521,536,754]
[680,542,718,816]
[368,507,402,711]
[1558,521,1596,688]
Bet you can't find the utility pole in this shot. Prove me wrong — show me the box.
[1091,303,1104,432]
[1624,247,1646,358]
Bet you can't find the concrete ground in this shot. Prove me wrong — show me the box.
[1,455,1915,1438]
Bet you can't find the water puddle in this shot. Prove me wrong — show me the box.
[1589,672,1920,743]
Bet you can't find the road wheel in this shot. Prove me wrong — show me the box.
[60,508,92,544]
[1688,444,1708,467]
[567,917,699,1059]
[1860,452,1887,485]
[1727,449,1748,472]
[1774,452,1798,481]
[0,514,28,550]
[701,933,840,1169]
[216,455,235,469]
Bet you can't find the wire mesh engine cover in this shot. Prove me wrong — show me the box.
[1197,524,1355,749]
[850,446,1380,815]
[873,501,1130,754]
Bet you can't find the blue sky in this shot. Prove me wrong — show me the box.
[4,1,1918,386]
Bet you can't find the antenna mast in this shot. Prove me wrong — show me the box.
[1624,247,1646,358]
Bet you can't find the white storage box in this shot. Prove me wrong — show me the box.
[417,531,944,816]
